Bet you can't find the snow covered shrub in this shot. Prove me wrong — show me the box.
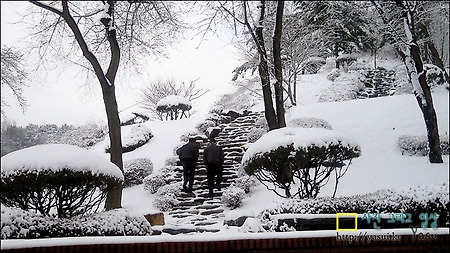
[336,54,357,69]
[154,183,181,211]
[165,156,179,166]
[196,120,217,134]
[299,57,326,74]
[424,64,447,89]
[320,70,363,102]
[180,130,201,142]
[1,144,123,218]
[233,175,258,194]
[156,95,192,120]
[259,182,449,231]
[123,158,153,187]
[143,174,166,194]
[289,117,333,130]
[222,186,245,209]
[327,68,340,81]
[242,128,361,199]
[247,117,269,143]
[106,124,153,153]
[247,127,268,143]
[57,122,108,148]
[1,206,152,239]
[397,135,449,156]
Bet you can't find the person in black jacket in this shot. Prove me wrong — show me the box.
[176,137,199,193]
[203,138,224,198]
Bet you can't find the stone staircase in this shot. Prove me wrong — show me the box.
[161,111,263,235]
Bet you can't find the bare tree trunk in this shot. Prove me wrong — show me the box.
[400,3,443,164]
[244,0,278,130]
[273,0,286,128]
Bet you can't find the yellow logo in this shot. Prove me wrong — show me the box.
[336,213,358,231]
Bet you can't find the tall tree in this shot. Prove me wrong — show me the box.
[217,0,285,130]
[299,1,374,68]
[372,0,443,163]
[28,1,184,209]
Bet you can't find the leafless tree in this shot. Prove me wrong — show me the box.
[27,1,186,210]
[139,77,208,120]
[1,46,28,118]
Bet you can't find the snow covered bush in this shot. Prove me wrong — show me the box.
[260,182,449,231]
[1,144,123,218]
[57,122,108,148]
[120,111,150,126]
[289,117,333,130]
[242,128,361,199]
[196,120,217,134]
[232,175,258,194]
[247,127,268,143]
[320,70,364,102]
[1,206,152,239]
[143,174,166,194]
[222,186,245,209]
[336,54,357,69]
[123,158,153,187]
[180,131,199,145]
[106,124,153,153]
[156,95,192,120]
[153,183,181,211]
[327,68,340,81]
[165,156,179,166]
[397,135,449,156]
[247,117,269,143]
[424,64,448,89]
[299,57,326,74]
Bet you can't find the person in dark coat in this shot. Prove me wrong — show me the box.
[203,138,224,198]
[176,137,199,193]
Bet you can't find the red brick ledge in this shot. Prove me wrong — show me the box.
[1,233,449,253]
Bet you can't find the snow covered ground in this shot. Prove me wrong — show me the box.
[1,69,449,248]
[120,70,448,228]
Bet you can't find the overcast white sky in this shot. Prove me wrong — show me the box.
[1,1,241,126]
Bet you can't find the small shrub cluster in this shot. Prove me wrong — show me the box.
[153,183,182,211]
[165,156,179,166]
[222,187,245,209]
[424,64,448,88]
[221,175,258,209]
[299,57,326,74]
[123,158,153,187]
[259,183,449,231]
[289,117,333,130]
[106,124,153,153]
[196,120,217,134]
[232,175,258,194]
[1,206,152,239]
[397,135,449,156]
[247,127,268,143]
[180,131,201,142]
[320,70,363,102]
[247,117,269,143]
[327,68,340,81]
[143,174,166,194]
[336,54,357,69]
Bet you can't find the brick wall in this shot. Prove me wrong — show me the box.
[2,234,449,253]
